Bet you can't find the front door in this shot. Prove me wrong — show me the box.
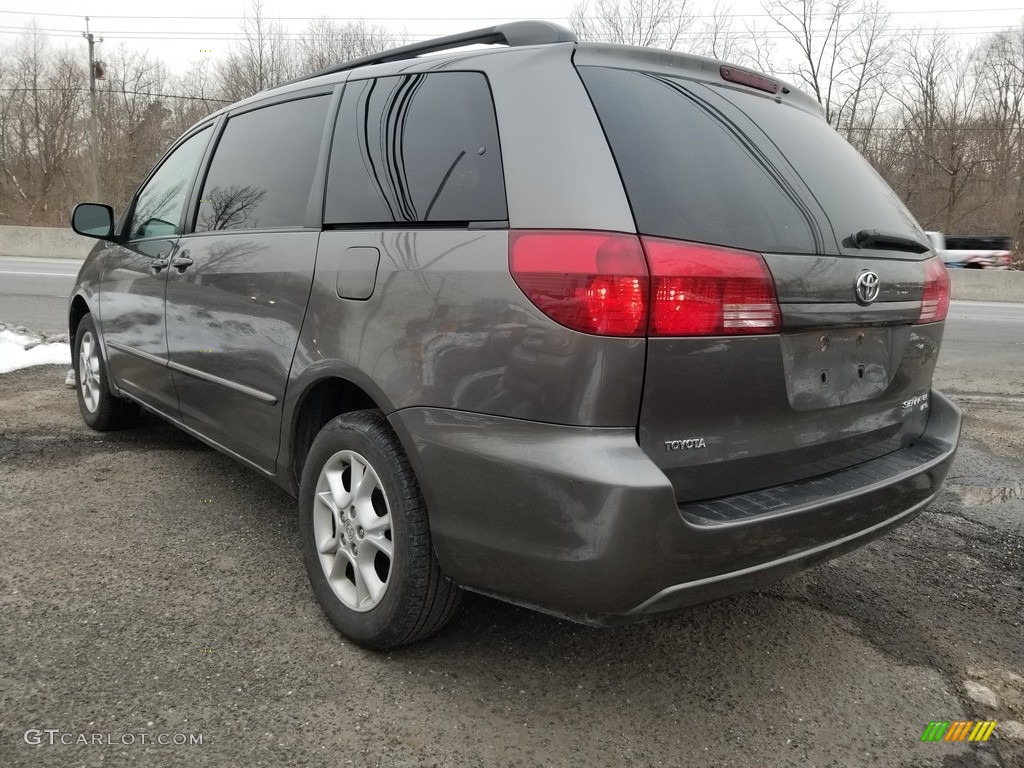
[164,94,332,473]
[98,126,213,418]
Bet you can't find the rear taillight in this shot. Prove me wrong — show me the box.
[509,231,782,337]
[509,231,649,337]
[642,238,781,336]
[917,257,950,324]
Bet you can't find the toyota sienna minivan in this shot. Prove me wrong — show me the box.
[69,21,961,649]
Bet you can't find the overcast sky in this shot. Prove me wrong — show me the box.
[1,0,1023,74]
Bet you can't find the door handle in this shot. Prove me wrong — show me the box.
[150,257,169,273]
[170,251,194,272]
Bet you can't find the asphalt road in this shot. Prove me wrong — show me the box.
[0,256,80,334]
[936,301,1024,398]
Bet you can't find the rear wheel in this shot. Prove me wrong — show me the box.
[74,314,138,431]
[298,410,462,649]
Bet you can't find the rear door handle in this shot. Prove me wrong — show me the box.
[170,251,194,272]
[150,257,169,273]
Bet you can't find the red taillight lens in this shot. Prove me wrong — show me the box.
[917,257,950,324]
[509,231,649,336]
[642,238,781,336]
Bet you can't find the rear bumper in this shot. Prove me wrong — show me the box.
[389,388,961,625]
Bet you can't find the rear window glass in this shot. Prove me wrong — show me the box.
[728,82,925,249]
[325,72,507,225]
[579,66,816,253]
[580,67,924,254]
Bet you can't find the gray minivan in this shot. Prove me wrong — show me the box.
[69,21,961,649]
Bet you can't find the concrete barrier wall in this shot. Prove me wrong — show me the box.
[948,268,1024,303]
[1,225,1022,302]
[0,226,95,260]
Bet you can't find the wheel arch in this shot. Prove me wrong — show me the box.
[68,294,92,343]
[286,372,387,494]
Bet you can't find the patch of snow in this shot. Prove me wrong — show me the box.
[0,326,71,374]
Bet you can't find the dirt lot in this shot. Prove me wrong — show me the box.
[1,365,1022,768]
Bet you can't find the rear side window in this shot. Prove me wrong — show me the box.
[579,67,816,254]
[325,72,507,225]
[195,95,330,231]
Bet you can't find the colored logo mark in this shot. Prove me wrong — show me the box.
[920,721,997,742]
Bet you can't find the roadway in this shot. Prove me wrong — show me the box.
[0,256,81,334]
[936,300,1024,398]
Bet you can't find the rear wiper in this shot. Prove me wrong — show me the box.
[851,229,931,254]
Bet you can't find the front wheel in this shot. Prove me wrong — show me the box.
[298,410,462,650]
[74,314,138,431]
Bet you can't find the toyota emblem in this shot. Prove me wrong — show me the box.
[855,271,880,305]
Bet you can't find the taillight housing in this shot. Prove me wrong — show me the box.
[643,238,781,336]
[509,231,782,337]
[916,257,950,324]
[509,231,649,337]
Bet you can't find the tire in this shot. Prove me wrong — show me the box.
[298,410,462,650]
[74,314,138,431]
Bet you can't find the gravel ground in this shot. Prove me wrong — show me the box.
[1,365,1022,768]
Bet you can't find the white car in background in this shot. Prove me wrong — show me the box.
[926,231,1013,269]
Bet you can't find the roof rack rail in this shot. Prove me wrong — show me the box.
[286,20,578,85]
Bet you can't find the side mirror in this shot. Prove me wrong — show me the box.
[71,203,115,240]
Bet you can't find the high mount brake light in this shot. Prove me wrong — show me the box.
[720,66,780,95]
[509,231,782,337]
[917,257,951,324]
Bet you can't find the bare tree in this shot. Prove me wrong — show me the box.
[219,0,296,101]
[0,23,86,224]
[169,57,223,135]
[740,18,779,73]
[691,1,746,61]
[299,16,405,73]
[890,31,994,231]
[95,45,173,210]
[833,0,894,148]
[763,0,864,126]
[971,26,1024,241]
[570,0,697,49]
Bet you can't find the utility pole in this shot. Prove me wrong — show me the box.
[82,17,102,200]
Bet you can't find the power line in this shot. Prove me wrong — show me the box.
[2,24,1020,41]
[0,8,1022,19]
